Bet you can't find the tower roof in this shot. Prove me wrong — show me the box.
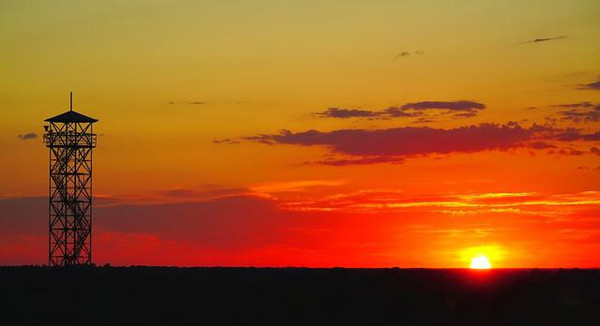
[45,110,98,123]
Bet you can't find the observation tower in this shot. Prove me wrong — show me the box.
[43,92,98,266]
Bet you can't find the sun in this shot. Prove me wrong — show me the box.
[461,245,503,269]
[470,255,491,269]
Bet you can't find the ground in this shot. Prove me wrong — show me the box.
[1,267,599,325]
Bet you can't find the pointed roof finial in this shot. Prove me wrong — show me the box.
[45,92,98,123]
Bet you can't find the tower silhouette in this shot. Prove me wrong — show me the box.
[44,92,98,266]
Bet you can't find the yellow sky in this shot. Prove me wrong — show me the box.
[1,0,599,197]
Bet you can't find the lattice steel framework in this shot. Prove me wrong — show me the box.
[44,93,98,266]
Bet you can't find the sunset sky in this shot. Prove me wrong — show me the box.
[1,0,599,267]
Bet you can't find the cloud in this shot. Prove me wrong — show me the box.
[96,196,295,249]
[590,147,600,155]
[553,129,600,141]
[401,100,485,111]
[528,141,556,149]
[392,51,411,60]
[17,133,37,140]
[553,102,595,108]
[2,190,600,266]
[0,196,296,258]
[548,148,586,156]
[452,111,478,119]
[317,108,380,119]
[0,198,47,236]
[250,179,346,193]
[579,77,600,90]
[239,121,598,164]
[392,50,424,60]
[310,156,405,166]
[383,107,424,118]
[152,186,249,200]
[521,35,568,44]
[213,138,240,144]
[92,186,255,207]
[281,189,600,215]
[552,102,600,123]
[583,132,600,141]
[0,195,405,266]
[168,101,206,105]
[413,117,436,124]
[314,100,486,121]
[246,123,539,161]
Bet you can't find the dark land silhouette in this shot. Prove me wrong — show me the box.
[1,267,599,325]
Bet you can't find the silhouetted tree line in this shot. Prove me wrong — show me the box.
[1,267,599,325]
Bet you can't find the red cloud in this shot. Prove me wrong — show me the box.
[247,123,537,158]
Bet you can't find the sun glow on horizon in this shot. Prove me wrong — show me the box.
[460,245,504,269]
[470,255,492,269]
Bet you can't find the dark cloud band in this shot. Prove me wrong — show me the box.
[316,100,486,121]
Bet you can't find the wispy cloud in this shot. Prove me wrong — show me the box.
[250,179,346,193]
[393,51,411,59]
[309,156,405,166]
[317,108,380,119]
[315,100,486,121]
[553,128,600,141]
[383,107,424,118]
[2,190,599,266]
[579,77,600,90]
[17,133,37,140]
[401,100,485,119]
[528,141,556,149]
[521,35,568,44]
[553,102,595,109]
[552,102,600,123]
[213,138,240,144]
[167,100,206,105]
[280,190,600,216]
[392,50,424,60]
[401,100,485,111]
[93,186,255,207]
[548,148,586,156]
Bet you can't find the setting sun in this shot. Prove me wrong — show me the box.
[470,255,492,269]
[460,245,503,269]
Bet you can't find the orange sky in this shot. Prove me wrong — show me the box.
[1,0,599,267]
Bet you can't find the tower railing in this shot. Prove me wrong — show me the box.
[44,129,97,147]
